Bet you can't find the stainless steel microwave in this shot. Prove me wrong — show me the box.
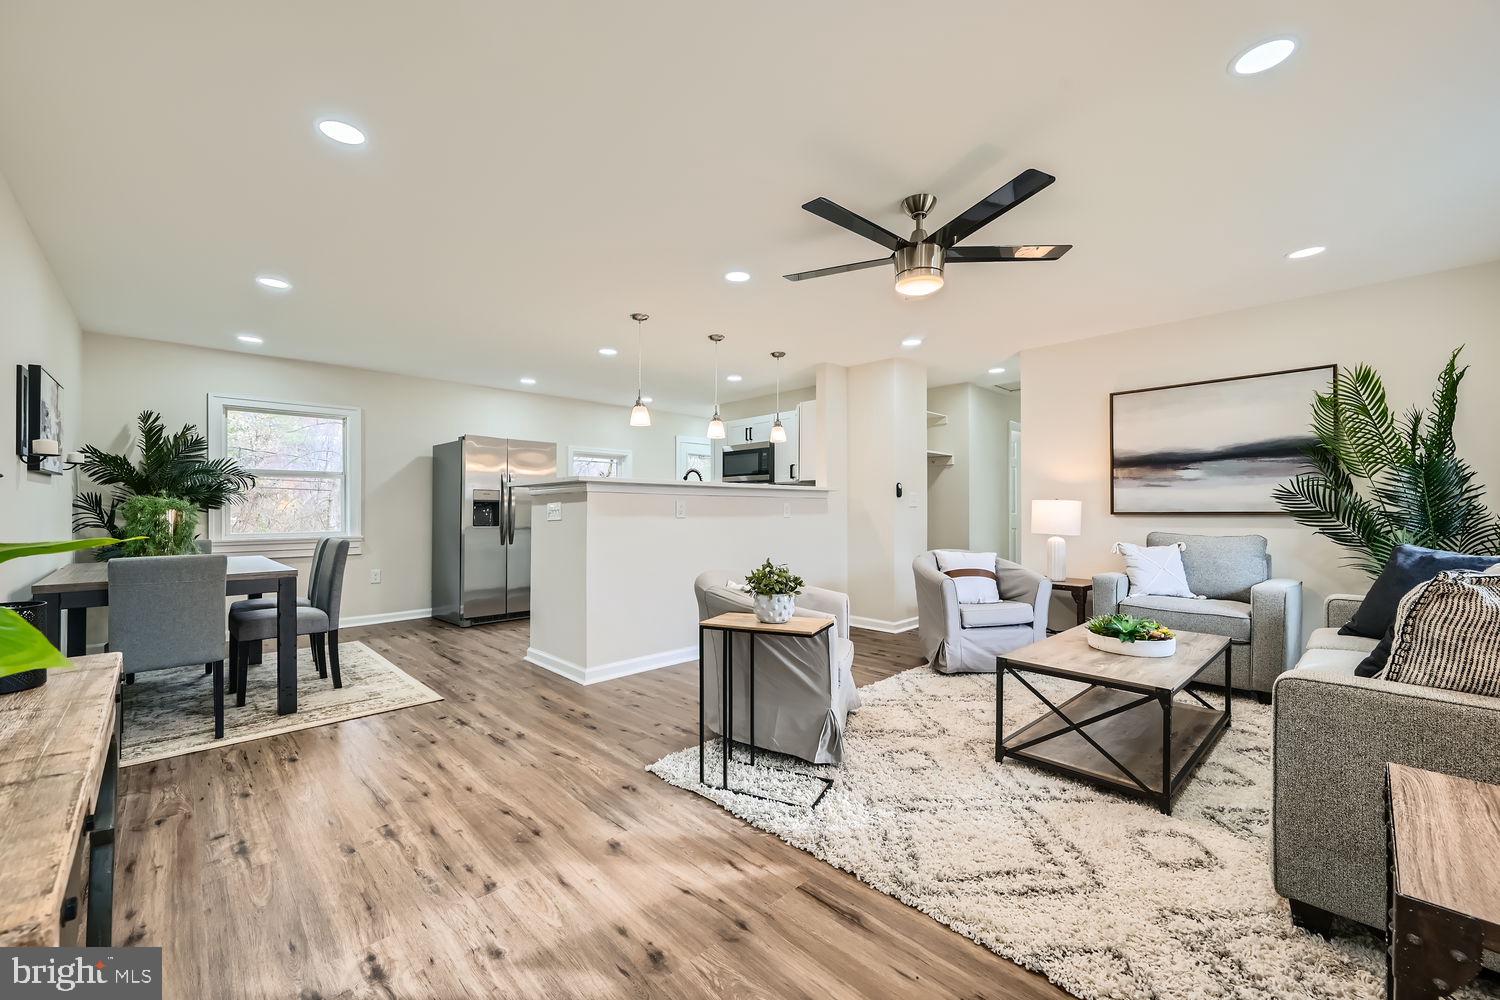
[722,441,774,482]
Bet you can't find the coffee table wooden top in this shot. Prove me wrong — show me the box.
[999,625,1230,695]
[699,612,833,637]
[1388,763,1500,939]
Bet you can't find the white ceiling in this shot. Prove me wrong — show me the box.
[2,1,1498,414]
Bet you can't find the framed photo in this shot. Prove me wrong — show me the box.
[1110,364,1336,514]
[16,364,64,475]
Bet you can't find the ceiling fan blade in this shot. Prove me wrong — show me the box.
[801,198,907,251]
[927,169,1057,248]
[945,244,1072,262]
[783,256,893,282]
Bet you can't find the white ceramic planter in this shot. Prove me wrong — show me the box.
[753,593,795,624]
[1086,633,1177,658]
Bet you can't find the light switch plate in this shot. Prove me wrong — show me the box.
[783,502,791,518]
[369,568,382,584]
[546,501,562,521]
[675,499,687,519]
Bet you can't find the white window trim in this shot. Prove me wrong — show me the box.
[566,445,634,479]
[207,393,364,558]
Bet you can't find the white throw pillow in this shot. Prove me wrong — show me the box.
[1112,542,1199,599]
[934,550,1001,604]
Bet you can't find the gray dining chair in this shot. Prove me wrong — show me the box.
[227,538,349,702]
[223,536,331,679]
[108,554,230,739]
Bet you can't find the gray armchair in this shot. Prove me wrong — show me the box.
[1093,532,1301,696]
[694,572,859,764]
[913,552,1050,674]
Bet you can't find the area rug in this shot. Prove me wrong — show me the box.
[120,642,442,766]
[648,667,1499,1000]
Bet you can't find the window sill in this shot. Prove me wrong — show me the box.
[207,535,364,560]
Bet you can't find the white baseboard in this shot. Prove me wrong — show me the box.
[850,615,918,634]
[341,607,433,628]
[524,644,696,686]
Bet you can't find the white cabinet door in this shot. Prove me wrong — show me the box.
[746,417,774,443]
[794,400,817,483]
[723,419,751,445]
[773,410,799,483]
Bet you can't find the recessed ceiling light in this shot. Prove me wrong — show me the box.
[901,337,923,348]
[317,119,366,145]
[1286,245,1326,259]
[724,271,750,283]
[236,333,264,345]
[255,275,292,290]
[598,347,618,357]
[988,366,1006,374]
[726,374,743,382]
[519,377,536,386]
[1231,38,1296,76]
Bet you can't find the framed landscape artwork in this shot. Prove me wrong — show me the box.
[1110,365,1336,514]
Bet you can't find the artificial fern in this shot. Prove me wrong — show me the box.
[1273,348,1500,576]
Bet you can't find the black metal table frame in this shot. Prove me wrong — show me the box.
[698,620,835,810]
[995,645,1231,814]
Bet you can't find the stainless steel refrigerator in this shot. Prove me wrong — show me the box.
[432,436,557,625]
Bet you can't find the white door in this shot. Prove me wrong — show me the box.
[675,436,714,482]
[1007,420,1021,560]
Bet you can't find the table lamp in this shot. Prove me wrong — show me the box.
[1032,499,1082,582]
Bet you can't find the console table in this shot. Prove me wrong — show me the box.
[0,652,122,947]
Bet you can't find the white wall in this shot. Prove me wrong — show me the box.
[0,170,82,601]
[80,333,708,622]
[1020,260,1500,635]
[718,385,817,421]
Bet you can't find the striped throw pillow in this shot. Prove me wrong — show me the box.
[1380,570,1500,696]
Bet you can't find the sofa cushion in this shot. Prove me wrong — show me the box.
[959,601,1034,629]
[1288,647,1366,677]
[1118,594,1251,642]
[1306,627,1380,654]
[1147,532,1268,601]
[1341,544,1498,639]
[1113,542,1196,598]
[934,550,1001,604]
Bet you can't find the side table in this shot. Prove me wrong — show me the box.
[698,612,835,809]
[1048,578,1094,632]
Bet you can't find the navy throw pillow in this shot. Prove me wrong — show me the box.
[1341,544,1498,640]
[1354,628,1393,677]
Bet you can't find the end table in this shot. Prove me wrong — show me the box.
[1048,578,1094,632]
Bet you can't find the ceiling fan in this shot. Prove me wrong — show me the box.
[783,168,1071,297]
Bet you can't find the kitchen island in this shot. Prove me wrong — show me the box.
[525,478,837,684]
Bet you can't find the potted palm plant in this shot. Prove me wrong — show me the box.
[744,558,804,624]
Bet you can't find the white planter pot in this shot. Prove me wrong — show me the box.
[1086,633,1177,658]
[753,593,795,624]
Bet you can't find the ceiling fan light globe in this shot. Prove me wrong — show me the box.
[895,270,944,297]
[630,401,652,427]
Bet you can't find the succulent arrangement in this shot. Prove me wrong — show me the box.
[1086,613,1175,644]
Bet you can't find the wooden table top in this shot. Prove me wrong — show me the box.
[700,612,833,637]
[1388,763,1500,938]
[31,554,295,594]
[999,625,1230,695]
[1050,578,1095,591]
[0,652,121,947]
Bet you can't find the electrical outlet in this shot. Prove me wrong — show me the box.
[783,502,791,518]
[369,568,382,584]
[675,499,687,519]
[546,501,562,521]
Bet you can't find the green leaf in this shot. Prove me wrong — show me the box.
[0,608,70,677]
[0,536,134,565]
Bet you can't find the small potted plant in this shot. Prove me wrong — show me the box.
[744,558,804,624]
[1085,613,1177,658]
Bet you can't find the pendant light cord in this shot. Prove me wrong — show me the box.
[636,318,644,397]
[713,339,720,411]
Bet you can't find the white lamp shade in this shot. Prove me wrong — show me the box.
[706,414,725,440]
[629,401,652,427]
[1031,498,1081,537]
[769,419,787,443]
[30,438,60,456]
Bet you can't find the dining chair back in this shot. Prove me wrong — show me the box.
[309,538,350,629]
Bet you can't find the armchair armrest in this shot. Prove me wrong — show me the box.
[1325,593,1366,630]
[1249,578,1302,690]
[997,559,1051,642]
[1272,669,1500,928]
[797,586,849,640]
[1092,572,1128,617]
[913,556,962,658]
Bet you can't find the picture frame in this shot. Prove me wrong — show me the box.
[1109,364,1336,515]
[15,364,64,475]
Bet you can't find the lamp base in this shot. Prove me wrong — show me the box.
[1045,536,1068,582]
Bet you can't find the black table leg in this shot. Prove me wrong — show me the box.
[698,626,706,786]
[1223,648,1233,728]
[66,606,87,656]
[749,633,756,767]
[40,594,62,650]
[1160,694,1173,814]
[995,659,1007,761]
[1073,589,1088,626]
[722,629,731,790]
[275,575,297,715]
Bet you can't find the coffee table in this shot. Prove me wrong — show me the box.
[996,625,1231,814]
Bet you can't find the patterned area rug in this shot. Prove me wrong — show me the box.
[648,668,1498,1000]
[121,641,441,766]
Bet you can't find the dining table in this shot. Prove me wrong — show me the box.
[30,555,301,715]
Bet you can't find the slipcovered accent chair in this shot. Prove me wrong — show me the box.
[1093,532,1302,696]
[693,572,859,765]
[913,552,1051,674]
[1272,593,1500,933]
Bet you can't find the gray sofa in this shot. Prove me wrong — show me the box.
[694,571,860,765]
[1093,532,1302,696]
[1272,594,1500,931]
[913,552,1050,673]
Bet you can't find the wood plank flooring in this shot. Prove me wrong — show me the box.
[116,619,1068,1000]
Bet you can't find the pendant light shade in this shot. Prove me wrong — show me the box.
[628,313,651,427]
[706,334,726,439]
[769,350,788,443]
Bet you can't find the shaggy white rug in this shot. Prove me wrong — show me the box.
[648,667,1498,1000]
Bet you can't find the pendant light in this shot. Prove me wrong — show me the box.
[769,351,788,443]
[705,334,726,440]
[628,312,651,427]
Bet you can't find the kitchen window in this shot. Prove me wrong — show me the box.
[207,394,363,556]
[568,446,633,479]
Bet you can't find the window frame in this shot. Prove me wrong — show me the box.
[566,445,634,479]
[206,393,363,557]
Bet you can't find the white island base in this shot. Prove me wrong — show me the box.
[524,478,838,684]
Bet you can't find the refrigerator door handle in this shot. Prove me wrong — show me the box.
[506,473,517,544]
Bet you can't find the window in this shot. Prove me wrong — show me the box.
[567,445,633,479]
[207,394,362,555]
